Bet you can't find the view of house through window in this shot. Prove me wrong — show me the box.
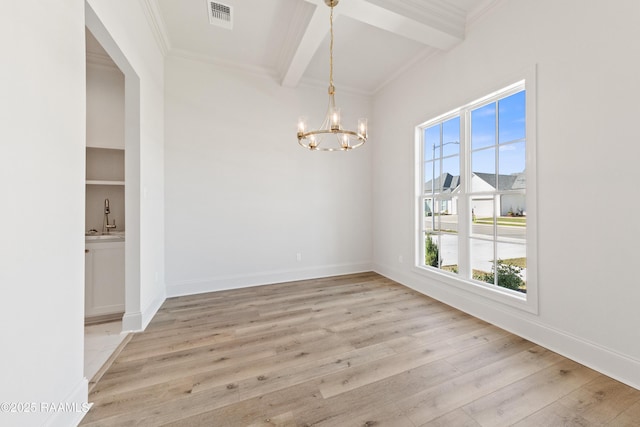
[423,116,460,272]
[419,83,528,296]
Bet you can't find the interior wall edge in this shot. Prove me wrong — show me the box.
[44,378,88,427]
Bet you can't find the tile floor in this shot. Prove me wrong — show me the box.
[84,320,127,381]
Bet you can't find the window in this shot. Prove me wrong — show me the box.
[423,115,460,271]
[417,80,536,311]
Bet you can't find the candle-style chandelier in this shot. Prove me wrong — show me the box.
[297,0,368,151]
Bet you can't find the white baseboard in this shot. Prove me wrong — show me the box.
[121,293,166,332]
[121,310,142,332]
[140,293,166,330]
[85,304,125,318]
[374,262,640,391]
[43,378,91,427]
[166,262,373,298]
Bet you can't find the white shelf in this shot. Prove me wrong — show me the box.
[86,180,125,186]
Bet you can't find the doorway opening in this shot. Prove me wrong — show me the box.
[84,27,128,383]
[84,1,142,386]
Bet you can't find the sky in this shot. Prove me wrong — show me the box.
[424,90,526,182]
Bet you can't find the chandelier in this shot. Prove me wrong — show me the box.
[297,0,368,151]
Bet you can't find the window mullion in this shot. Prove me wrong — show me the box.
[458,108,471,279]
[493,101,500,284]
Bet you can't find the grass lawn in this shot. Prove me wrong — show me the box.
[442,257,526,273]
[501,257,526,268]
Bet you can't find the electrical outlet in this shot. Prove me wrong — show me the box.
[398,255,403,263]
[296,253,302,262]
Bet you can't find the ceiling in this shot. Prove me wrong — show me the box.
[90,0,498,95]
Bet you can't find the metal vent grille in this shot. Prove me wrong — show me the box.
[208,1,233,29]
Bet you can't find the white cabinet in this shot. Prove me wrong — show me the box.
[85,240,125,318]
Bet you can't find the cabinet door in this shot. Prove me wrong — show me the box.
[86,63,125,149]
[85,244,125,316]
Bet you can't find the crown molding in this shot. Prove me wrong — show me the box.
[466,0,506,28]
[168,48,281,82]
[372,46,439,95]
[168,47,372,97]
[86,51,120,70]
[139,0,171,56]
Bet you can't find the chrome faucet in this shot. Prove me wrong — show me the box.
[102,198,117,234]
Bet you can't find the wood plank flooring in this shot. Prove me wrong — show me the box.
[80,272,640,426]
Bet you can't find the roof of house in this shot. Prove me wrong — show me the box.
[425,171,525,193]
[424,172,460,193]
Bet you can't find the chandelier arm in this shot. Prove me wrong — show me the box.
[299,129,364,139]
[298,135,366,152]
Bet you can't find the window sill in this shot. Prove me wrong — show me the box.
[412,264,538,315]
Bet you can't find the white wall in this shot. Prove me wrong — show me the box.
[0,1,88,426]
[373,0,640,388]
[165,55,372,295]
[87,0,166,330]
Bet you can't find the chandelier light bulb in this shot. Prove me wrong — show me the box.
[298,117,307,135]
[358,118,368,138]
[331,109,341,131]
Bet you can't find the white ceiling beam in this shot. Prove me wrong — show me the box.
[304,0,464,48]
[282,0,465,88]
[333,0,463,50]
[281,4,330,87]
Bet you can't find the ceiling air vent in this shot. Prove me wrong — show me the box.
[208,1,233,29]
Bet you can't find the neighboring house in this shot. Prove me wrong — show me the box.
[424,172,526,217]
[424,172,460,215]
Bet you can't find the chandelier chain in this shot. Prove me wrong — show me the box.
[329,5,334,90]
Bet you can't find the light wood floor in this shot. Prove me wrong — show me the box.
[81,272,640,426]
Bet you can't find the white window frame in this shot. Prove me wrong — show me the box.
[414,75,538,314]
